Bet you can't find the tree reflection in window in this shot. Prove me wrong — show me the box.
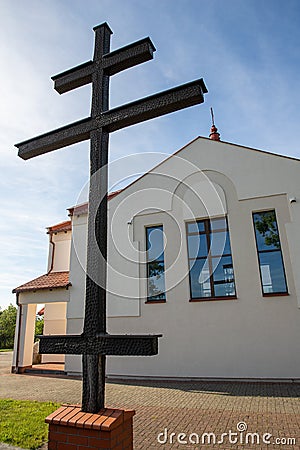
[146,226,166,301]
[254,211,280,248]
[253,210,288,295]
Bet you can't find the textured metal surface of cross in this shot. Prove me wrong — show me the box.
[15,23,208,413]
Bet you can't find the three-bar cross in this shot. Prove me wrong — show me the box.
[15,23,208,413]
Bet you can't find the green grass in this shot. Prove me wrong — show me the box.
[0,349,13,352]
[0,399,60,449]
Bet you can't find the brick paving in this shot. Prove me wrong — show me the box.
[0,353,299,449]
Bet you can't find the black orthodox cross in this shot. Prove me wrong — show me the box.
[15,23,208,413]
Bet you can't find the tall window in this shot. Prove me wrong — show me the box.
[146,226,166,301]
[187,217,236,300]
[253,210,288,295]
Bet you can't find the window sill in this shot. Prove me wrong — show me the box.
[189,296,237,302]
[145,300,166,304]
[263,292,289,297]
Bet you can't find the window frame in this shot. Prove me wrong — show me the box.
[186,216,237,302]
[145,225,166,303]
[252,209,288,297]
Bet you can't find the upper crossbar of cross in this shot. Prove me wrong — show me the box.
[16,23,207,160]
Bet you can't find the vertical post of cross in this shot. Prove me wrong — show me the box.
[15,21,208,418]
[82,23,112,413]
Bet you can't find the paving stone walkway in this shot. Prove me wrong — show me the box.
[0,353,299,449]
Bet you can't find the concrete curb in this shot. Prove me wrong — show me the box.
[0,444,47,450]
[0,445,26,450]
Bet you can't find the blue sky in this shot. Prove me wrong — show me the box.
[1,0,299,308]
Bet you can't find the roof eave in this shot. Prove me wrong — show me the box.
[12,282,71,294]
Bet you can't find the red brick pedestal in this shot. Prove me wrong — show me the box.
[45,405,135,450]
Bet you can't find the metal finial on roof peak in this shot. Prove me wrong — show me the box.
[210,107,215,126]
[209,107,220,141]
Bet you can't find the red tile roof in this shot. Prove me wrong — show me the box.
[37,306,45,315]
[47,221,72,234]
[68,189,123,216]
[68,202,89,216]
[13,271,71,294]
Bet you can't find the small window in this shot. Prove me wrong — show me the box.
[146,226,166,301]
[253,210,288,295]
[187,217,236,300]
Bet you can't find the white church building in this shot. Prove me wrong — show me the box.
[12,129,300,380]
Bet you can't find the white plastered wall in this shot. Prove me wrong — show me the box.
[48,230,71,272]
[13,228,71,371]
[12,303,36,369]
[65,138,300,379]
[65,214,86,373]
[12,289,70,370]
[42,302,67,363]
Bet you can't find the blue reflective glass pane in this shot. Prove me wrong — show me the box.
[187,234,208,258]
[210,231,231,256]
[189,259,211,298]
[146,226,164,262]
[211,217,227,231]
[187,221,205,234]
[258,251,287,293]
[148,262,166,300]
[253,211,280,251]
[212,256,236,297]
[214,283,236,297]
